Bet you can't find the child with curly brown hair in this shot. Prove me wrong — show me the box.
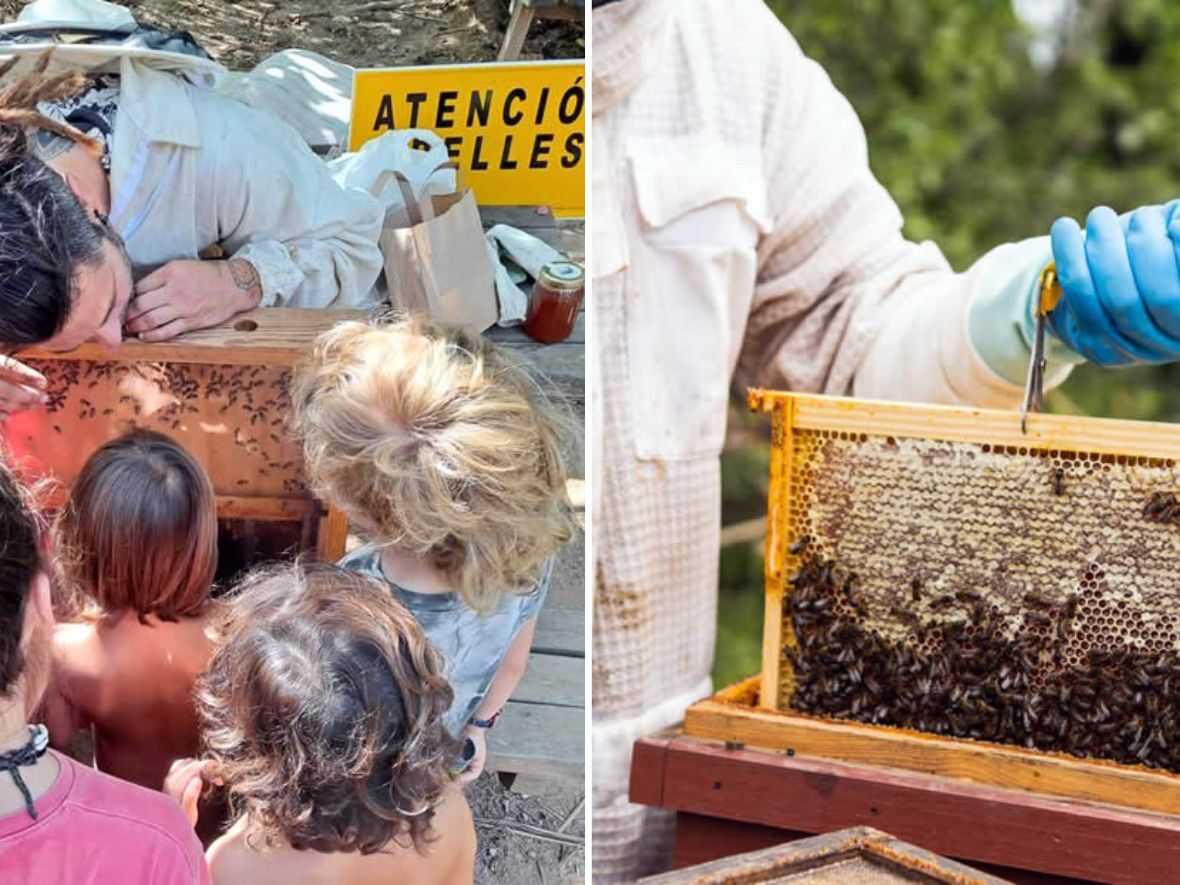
[41,429,218,794]
[290,315,576,783]
[169,561,475,884]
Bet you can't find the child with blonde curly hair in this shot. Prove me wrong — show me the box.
[168,562,474,884]
[291,314,575,782]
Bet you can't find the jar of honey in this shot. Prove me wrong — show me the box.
[523,261,585,344]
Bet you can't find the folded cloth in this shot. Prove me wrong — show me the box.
[6,0,134,30]
[485,223,566,325]
[218,49,355,150]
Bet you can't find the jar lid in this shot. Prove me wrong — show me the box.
[539,261,585,290]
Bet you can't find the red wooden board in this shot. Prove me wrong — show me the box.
[630,732,1180,884]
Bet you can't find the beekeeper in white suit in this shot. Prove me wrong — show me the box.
[0,0,387,415]
[592,0,1180,879]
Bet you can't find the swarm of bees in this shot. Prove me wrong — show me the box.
[1143,491,1180,524]
[23,360,299,469]
[784,541,1180,772]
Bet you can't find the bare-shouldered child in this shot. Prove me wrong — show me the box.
[42,430,218,793]
[169,563,476,884]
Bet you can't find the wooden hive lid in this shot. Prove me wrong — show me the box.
[18,308,367,367]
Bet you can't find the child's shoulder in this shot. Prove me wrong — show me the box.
[49,621,106,723]
[53,620,103,674]
[206,819,257,883]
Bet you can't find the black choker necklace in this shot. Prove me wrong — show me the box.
[0,725,49,820]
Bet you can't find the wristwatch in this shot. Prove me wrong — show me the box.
[468,710,502,730]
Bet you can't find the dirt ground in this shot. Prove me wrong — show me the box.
[468,772,585,884]
[0,0,584,70]
[0,0,586,880]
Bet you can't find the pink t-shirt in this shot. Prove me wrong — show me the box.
[0,750,209,884]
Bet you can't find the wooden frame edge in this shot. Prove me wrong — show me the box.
[215,496,316,521]
[20,343,307,368]
[36,486,315,522]
[684,681,1180,816]
[748,389,1180,459]
[316,505,350,560]
[18,308,366,368]
[629,734,675,808]
[759,398,793,711]
[656,742,1180,883]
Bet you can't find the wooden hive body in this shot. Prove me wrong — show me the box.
[684,391,1180,816]
[4,308,357,560]
[637,826,1007,884]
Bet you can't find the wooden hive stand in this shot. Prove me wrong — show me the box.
[6,307,358,564]
[637,826,1010,884]
[631,727,1180,883]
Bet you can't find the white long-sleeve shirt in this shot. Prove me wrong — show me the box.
[108,57,384,308]
[592,1,1062,879]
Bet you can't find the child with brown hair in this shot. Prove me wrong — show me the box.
[42,429,218,794]
[291,315,576,782]
[169,561,475,884]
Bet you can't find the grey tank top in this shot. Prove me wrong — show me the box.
[339,543,550,735]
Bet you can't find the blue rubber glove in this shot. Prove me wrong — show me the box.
[1048,201,1180,367]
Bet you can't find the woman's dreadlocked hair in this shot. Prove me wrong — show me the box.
[0,50,111,347]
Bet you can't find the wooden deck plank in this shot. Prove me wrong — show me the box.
[514,652,583,708]
[488,307,585,345]
[534,604,584,656]
[487,701,584,780]
[546,530,585,610]
[480,206,585,258]
[488,313,584,401]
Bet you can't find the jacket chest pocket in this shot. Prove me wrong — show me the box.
[626,148,766,462]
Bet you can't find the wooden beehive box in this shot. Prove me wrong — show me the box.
[637,826,1008,884]
[683,391,1180,816]
[3,308,359,561]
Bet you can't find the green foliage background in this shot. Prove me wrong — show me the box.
[715,0,1180,686]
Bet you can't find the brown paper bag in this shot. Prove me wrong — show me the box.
[377,169,498,333]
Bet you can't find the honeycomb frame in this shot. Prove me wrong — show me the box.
[751,391,1180,730]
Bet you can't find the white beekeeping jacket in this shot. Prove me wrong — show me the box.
[592,0,1037,880]
[0,1,386,309]
[109,57,385,309]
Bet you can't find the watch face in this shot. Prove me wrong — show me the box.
[449,737,478,778]
[459,736,477,765]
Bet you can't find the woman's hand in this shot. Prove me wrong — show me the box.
[0,356,47,419]
[125,258,263,342]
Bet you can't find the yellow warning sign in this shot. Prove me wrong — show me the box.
[350,61,585,217]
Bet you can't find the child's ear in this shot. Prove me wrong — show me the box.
[28,572,54,630]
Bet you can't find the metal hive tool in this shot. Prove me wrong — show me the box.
[753,391,1180,772]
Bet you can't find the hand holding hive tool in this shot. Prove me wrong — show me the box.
[1046,203,1180,366]
[1022,202,1180,431]
[1020,264,1061,433]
